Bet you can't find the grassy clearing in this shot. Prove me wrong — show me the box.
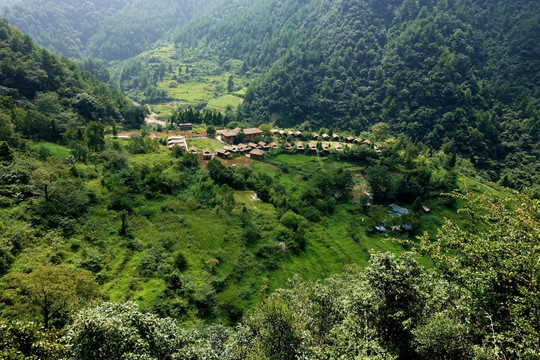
[207,95,244,112]
[186,138,223,152]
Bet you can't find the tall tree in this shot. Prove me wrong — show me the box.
[3,266,100,328]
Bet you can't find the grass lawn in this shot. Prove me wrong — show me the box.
[187,138,223,152]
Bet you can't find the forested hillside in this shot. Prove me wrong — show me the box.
[3,0,539,187]
[0,5,539,358]
[1,0,212,60]
[171,0,540,186]
[0,19,145,139]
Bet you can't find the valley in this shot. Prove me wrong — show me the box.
[0,1,538,358]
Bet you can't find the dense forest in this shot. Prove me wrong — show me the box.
[171,0,540,187]
[0,1,539,359]
[1,0,212,59]
[6,0,535,187]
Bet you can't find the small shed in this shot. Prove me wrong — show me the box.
[422,205,431,213]
[203,148,212,159]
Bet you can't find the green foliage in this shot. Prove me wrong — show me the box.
[415,191,540,358]
[64,302,184,360]
[0,319,62,360]
[2,266,100,329]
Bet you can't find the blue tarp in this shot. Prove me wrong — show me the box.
[389,204,409,216]
[375,226,386,233]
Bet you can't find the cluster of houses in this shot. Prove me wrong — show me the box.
[164,126,381,161]
[214,140,278,160]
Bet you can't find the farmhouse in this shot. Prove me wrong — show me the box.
[249,148,266,160]
[310,144,317,152]
[269,142,278,149]
[363,139,372,145]
[422,205,431,213]
[244,128,264,141]
[322,133,330,140]
[345,136,355,143]
[354,138,363,144]
[179,123,192,131]
[149,133,159,140]
[295,130,302,136]
[258,141,270,149]
[248,142,258,149]
[188,146,198,155]
[322,144,330,152]
[284,142,292,150]
[215,148,230,158]
[279,130,286,136]
[296,143,305,151]
[223,145,239,153]
[238,144,252,153]
[333,134,340,141]
[221,128,241,143]
[334,144,343,151]
[313,133,320,140]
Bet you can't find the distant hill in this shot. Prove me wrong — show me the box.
[1,0,213,60]
[172,0,540,187]
[0,18,145,143]
[3,0,539,186]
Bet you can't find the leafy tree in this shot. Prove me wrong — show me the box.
[416,192,540,358]
[3,266,100,329]
[64,302,184,360]
[85,121,105,152]
[0,318,62,360]
[0,141,13,164]
[365,165,395,203]
[370,122,390,141]
[227,75,234,92]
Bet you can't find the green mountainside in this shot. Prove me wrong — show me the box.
[0,2,538,359]
[1,0,213,60]
[172,0,540,187]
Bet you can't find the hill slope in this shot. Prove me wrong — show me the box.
[173,0,540,187]
[1,0,213,60]
[3,0,539,185]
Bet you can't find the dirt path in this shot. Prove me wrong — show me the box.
[145,113,167,127]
